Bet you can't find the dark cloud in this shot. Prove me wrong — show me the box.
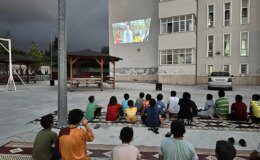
[0,0,108,52]
[0,0,57,24]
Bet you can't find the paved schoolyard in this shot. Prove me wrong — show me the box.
[0,81,259,151]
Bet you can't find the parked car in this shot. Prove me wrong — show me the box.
[208,72,233,90]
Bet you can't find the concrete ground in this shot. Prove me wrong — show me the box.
[0,81,259,151]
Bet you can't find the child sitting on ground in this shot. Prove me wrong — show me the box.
[250,94,260,123]
[33,114,57,160]
[228,95,247,121]
[106,96,122,121]
[85,95,102,121]
[197,94,215,119]
[120,93,129,116]
[125,100,138,123]
[215,90,229,119]
[141,94,151,114]
[135,92,145,114]
[156,93,166,118]
[112,126,141,160]
[143,98,163,134]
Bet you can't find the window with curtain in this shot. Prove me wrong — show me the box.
[240,32,249,56]
[224,34,231,56]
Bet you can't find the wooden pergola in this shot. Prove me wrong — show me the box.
[0,54,40,84]
[67,49,122,91]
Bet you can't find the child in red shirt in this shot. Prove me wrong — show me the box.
[106,96,122,121]
[228,95,247,121]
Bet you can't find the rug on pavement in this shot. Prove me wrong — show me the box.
[28,111,260,132]
[0,141,251,160]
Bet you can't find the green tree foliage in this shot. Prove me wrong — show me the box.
[27,41,43,60]
[101,46,109,55]
[51,37,58,65]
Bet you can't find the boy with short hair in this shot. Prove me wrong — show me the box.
[197,94,215,119]
[250,94,260,123]
[215,140,236,160]
[125,100,138,123]
[156,93,166,118]
[112,126,141,160]
[121,93,130,116]
[58,109,94,160]
[215,90,229,119]
[159,120,198,160]
[33,114,57,160]
[250,143,260,160]
[144,98,163,134]
[167,91,180,118]
[135,92,145,114]
[228,95,247,121]
[86,95,102,121]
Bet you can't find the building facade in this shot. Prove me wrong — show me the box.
[158,0,197,85]
[109,0,260,85]
[197,0,260,85]
[109,0,160,82]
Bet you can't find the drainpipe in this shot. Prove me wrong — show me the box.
[195,0,198,85]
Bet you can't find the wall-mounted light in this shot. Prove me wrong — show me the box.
[216,51,221,55]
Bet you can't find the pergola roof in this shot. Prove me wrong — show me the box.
[0,54,40,64]
[68,49,122,62]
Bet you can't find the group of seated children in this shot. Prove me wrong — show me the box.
[34,112,253,160]
[85,91,260,128]
[197,91,260,123]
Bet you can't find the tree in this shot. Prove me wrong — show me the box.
[27,41,43,60]
[101,46,109,55]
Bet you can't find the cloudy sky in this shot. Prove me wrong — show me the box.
[0,0,108,52]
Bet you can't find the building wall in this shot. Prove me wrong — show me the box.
[109,0,160,82]
[158,0,197,85]
[159,0,197,18]
[197,0,260,85]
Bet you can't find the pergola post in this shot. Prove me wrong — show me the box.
[69,57,73,80]
[26,64,29,84]
[95,57,104,91]
[112,60,115,89]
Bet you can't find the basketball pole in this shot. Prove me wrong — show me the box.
[0,38,16,91]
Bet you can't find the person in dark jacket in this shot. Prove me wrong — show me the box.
[178,92,198,124]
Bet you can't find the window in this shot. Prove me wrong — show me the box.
[173,17,179,32]
[160,0,172,2]
[160,19,167,34]
[167,50,173,64]
[223,65,231,73]
[223,34,231,56]
[224,2,231,26]
[240,31,249,56]
[160,51,167,65]
[167,18,173,33]
[241,0,250,24]
[160,49,193,65]
[207,35,214,57]
[207,65,213,75]
[160,15,194,34]
[240,63,248,75]
[207,4,215,28]
[186,15,193,31]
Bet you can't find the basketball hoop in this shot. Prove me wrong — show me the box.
[0,38,16,91]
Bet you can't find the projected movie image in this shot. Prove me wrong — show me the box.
[112,18,151,44]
